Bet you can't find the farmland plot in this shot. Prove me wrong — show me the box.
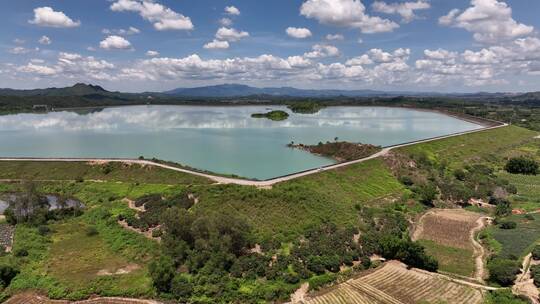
[412,209,484,278]
[304,261,484,304]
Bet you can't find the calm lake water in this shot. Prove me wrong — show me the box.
[0,105,482,179]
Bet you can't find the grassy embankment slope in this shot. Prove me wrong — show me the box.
[0,125,538,299]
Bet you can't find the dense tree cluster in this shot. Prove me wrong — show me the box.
[360,210,438,271]
[119,193,194,231]
[505,157,538,175]
[396,151,516,208]
[131,195,437,303]
[487,258,521,286]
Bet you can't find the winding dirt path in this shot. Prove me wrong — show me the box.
[0,124,507,187]
[513,253,540,304]
[411,209,491,283]
[471,216,490,282]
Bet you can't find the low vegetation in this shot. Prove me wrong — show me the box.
[505,157,539,175]
[287,102,326,114]
[251,110,289,121]
[288,141,381,162]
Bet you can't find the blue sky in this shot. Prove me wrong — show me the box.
[1,0,540,92]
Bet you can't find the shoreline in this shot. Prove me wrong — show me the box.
[0,121,508,187]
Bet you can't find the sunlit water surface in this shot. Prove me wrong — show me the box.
[0,105,482,179]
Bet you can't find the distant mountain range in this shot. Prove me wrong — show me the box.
[0,83,533,100]
[163,84,442,98]
[0,83,111,97]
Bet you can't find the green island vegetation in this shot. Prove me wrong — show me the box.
[286,101,326,114]
[250,110,289,121]
[287,141,381,162]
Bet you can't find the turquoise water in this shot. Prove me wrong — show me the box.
[0,105,482,180]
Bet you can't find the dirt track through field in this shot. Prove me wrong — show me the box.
[0,123,508,187]
[412,209,490,282]
[471,217,489,282]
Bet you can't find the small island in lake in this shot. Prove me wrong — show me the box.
[288,141,382,162]
[251,110,289,121]
[287,102,326,114]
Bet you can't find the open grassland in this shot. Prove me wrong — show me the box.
[398,126,537,168]
[191,158,405,240]
[0,181,161,300]
[305,261,484,304]
[411,209,482,278]
[499,171,540,211]
[45,220,151,293]
[0,161,211,185]
[485,213,540,260]
[419,240,476,277]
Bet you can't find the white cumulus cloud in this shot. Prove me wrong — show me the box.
[304,44,340,58]
[110,0,193,31]
[300,0,399,33]
[286,27,312,39]
[146,50,160,57]
[215,27,249,42]
[326,34,344,41]
[204,40,230,50]
[38,35,52,45]
[439,0,534,44]
[28,7,80,28]
[99,35,132,50]
[372,1,430,23]
[225,6,240,16]
[102,27,140,35]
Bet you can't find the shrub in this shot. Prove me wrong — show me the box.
[14,248,28,257]
[37,225,50,236]
[531,265,540,287]
[171,274,193,300]
[152,229,163,238]
[86,226,99,236]
[499,221,517,229]
[486,289,529,304]
[149,256,175,293]
[487,258,520,286]
[0,264,19,288]
[505,157,538,175]
[398,175,414,186]
[453,168,467,181]
[532,245,540,260]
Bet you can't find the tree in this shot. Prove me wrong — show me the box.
[0,264,18,288]
[6,181,49,225]
[505,157,538,175]
[494,199,512,217]
[531,245,540,260]
[487,258,520,286]
[149,256,176,293]
[171,274,193,300]
[415,183,438,206]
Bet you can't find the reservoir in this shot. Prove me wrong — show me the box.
[0,105,483,179]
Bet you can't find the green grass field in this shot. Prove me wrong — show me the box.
[192,158,405,241]
[398,126,537,168]
[419,240,475,277]
[486,213,540,259]
[0,161,211,185]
